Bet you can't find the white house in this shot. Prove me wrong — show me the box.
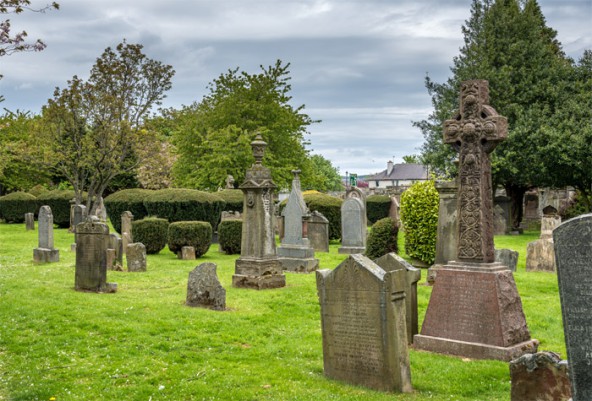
[367,161,429,189]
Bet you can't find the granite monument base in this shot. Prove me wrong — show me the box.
[414,261,538,361]
[233,258,286,289]
[278,245,319,272]
[338,246,365,254]
[33,248,60,263]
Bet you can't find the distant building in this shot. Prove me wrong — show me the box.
[367,161,429,190]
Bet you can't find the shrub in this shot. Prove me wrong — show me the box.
[365,217,398,259]
[132,217,169,254]
[28,185,49,198]
[303,192,343,240]
[144,189,225,231]
[0,192,37,223]
[400,180,439,265]
[366,195,392,225]
[218,220,242,254]
[168,221,212,258]
[104,189,153,234]
[36,190,85,228]
[217,189,243,213]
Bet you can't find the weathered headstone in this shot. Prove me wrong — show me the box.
[495,248,518,272]
[121,211,134,255]
[510,352,572,401]
[494,195,512,235]
[429,179,459,284]
[553,213,592,401]
[388,196,400,226]
[225,175,235,189]
[33,206,59,263]
[526,214,561,272]
[108,233,123,268]
[126,243,147,272]
[25,212,35,231]
[375,253,421,344]
[338,188,367,254]
[180,246,196,260]
[94,196,107,222]
[72,204,87,231]
[316,254,412,393]
[105,249,121,271]
[307,211,329,253]
[75,217,116,292]
[186,262,226,310]
[232,134,285,289]
[414,80,538,361]
[278,170,319,273]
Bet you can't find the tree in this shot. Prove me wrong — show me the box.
[41,41,174,212]
[172,60,318,190]
[304,154,342,191]
[402,154,421,164]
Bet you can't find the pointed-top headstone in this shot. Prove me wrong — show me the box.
[33,205,59,263]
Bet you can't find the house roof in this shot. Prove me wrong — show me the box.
[367,163,429,181]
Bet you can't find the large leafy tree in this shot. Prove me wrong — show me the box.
[172,60,317,190]
[305,154,342,192]
[41,41,174,212]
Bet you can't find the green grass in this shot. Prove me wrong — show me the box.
[0,225,565,400]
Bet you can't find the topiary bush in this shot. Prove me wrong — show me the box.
[28,185,49,198]
[218,219,242,254]
[0,192,38,223]
[104,189,153,234]
[168,221,212,258]
[144,189,225,231]
[365,217,398,260]
[366,195,392,225]
[132,217,169,254]
[400,180,439,265]
[36,190,85,228]
[302,192,343,240]
[217,189,243,213]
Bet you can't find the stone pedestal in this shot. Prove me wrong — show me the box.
[33,248,60,263]
[233,258,286,289]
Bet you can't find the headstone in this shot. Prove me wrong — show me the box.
[374,253,421,344]
[72,204,87,231]
[388,196,400,226]
[25,212,35,231]
[94,196,107,222]
[553,213,592,401]
[106,249,122,271]
[414,80,538,361]
[338,187,367,254]
[526,215,561,272]
[277,170,319,273]
[429,180,459,284]
[510,352,571,401]
[307,211,329,253]
[75,217,116,292]
[221,211,242,221]
[33,206,59,263]
[121,211,134,255]
[186,262,226,310]
[225,175,235,189]
[108,233,123,269]
[316,254,412,393]
[495,248,518,272]
[179,246,196,260]
[232,134,285,289]
[126,243,147,272]
[494,195,512,235]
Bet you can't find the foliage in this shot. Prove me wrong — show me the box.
[216,189,243,213]
[400,180,439,265]
[171,60,317,190]
[143,188,225,230]
[365,195,391,225]
[135,138,176,190]
[27,184,48,197]
[402,155,421,164]
[167,221,212,257]
[304,154,342,191]
[36,189,81,228]
[365,217,399,260]
[218,219,242,255]
[303,192,342,240]
[132,217,169,254]
[103,188,152,233]
[559,191,590,221]
[0,190,36,222]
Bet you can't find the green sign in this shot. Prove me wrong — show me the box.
[349,174,357,187]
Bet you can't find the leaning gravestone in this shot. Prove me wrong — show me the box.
[25,212,35,231]
[121,211,133,255]
[75,217,116,293]
[338,188,367,254]
[126,243,147,272]
[317,254,412,393]
[414,80,538,361]
[307,211,329,253]
[554,213,592,401]
[33,206,59,263]
[186,262,226,310]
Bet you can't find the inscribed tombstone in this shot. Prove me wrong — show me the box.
[33,206,59,263]
[126,243,147,272]
[307,211,329,252]
[75,218,116,292]
[338,197,366,254]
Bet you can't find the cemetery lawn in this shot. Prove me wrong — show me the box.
[0,224,564,401]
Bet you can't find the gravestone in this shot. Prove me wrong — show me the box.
[510,352,571,401]
[494,195,512,235]
[180,246,196,260]
[526,214,561,272]
[33,206,60,263]
[277,170,319,273]
[94,196,107,222]
[316,254,412,393]
[374,253,421,344]
[414,80,537,361]
[121,211,134,255]
[307,211,329,252]
[494,248,518,272]
[72,204,87,231]
[553,213,592,401]
[25,212,35,231]
[338,188,367,254]
[105,249,120,271]
[126,243,147,272]
[186,262,226,310]
[108,233,123,269]
[225,175,235,189]
[388,196,400,226]
[221,211,242,221]
[429,179,459,284]
[493,205,507,235]
[232,134,285,289]
[75,217,116,293]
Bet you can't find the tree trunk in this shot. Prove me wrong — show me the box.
[504,183,527,230]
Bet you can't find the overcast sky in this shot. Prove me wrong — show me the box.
[1,0,590,176]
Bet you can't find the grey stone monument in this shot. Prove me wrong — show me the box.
[33,206,59,263]
[75,217,116,293]
[307,211,329,252]
[338,188,367,254]
[232,133,285,289]
[526,214,561,272]
[316,254,412,393]
[108,233,123,269]
[494,195,512,235]
[554,213,592,401]
[25,212,35,231]
[186,262,226,310]
[121,211,134,255]
[277,170,319,273]
[414,80,537,361]
[494,248,518,272]
[375,253,421,344]
[126,243,147,272]
[72,204,87,231]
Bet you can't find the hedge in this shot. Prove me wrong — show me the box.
[303,193,342,240]
[216,189,244,213]
[0,192,38,223]
[36,190,84,228]
[168,221,212,258]
[365,217,398,260]
[132,217,169,254]
[218,220,242,254]
[366,195,392,225]
[104,189,153,234]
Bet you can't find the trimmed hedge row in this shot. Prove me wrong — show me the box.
[366,195,392,225]
[0,192,37,223]
[132,217,169,254]
[168,221,212,258]
[303,193,342,240]
[365,217,398,260]
[218,220,242,254]
[216,189,243,213]
[104,189,153,234]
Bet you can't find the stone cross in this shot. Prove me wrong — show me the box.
[443,80,507,263]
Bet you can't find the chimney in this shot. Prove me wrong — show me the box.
[387,160,394,176]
